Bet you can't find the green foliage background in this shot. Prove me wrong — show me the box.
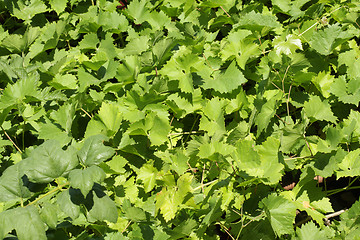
[0,0,360,239]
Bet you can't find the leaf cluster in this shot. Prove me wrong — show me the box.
[1,0,360,239]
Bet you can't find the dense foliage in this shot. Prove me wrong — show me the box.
[0,0,360,239]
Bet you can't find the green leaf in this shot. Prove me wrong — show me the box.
[50,102,77,133]
[156,173,193,222]
[330,76,360,105]
[262,193,297,236]
[0,76,39,108]
[57,189,81,220]
[336,149,360,178]
[77,135,115,166]
[122,199,147,222]
[98,102,123,135]
[137,162,158,193]
[79,33,99,50]
[0,206,47,240]
[273,34,303,56]
[78,67,103,92]
[309,24,353,55]
[296,222,327,240]
[202,61,247,93]
[40,202,58,229]
[338,48,360,80]
[199,97,226,136]
[272,0,310,19]
[87,191,118,223]
[7,0,47,23]
[21,140,78,183]
[49,0,67,15]
[147,111,171,146]
[37,122,72,146]
[69,165,106,196]
[254,91,282,135]
[233,140,263,177]
[235,11,281,33]
[303,95,337,123]
[257,137,284,184]
[311,71,334,98]
[126,0,151,24]
[99,10,129,32]
[0,163,32,202]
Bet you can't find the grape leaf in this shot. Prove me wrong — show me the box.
[7,0,47,23]
[338,48,360,80]
[235,11,281,33]
[262,193,297,236]
[202,61,247,93]
[137,162,158,193]
[309,24,353,55]
[77,135,115,166]
[256,137,284,184]
[49,0,67,15]
[0,206,47,240]
[21,140,78,183]
[311,71,334,98]
[57,189,81,220]
[336,149,360,178]
[0,163,32,202]
[126,0,150,24]
[87,191,118,223]
[330,76,360,105]
[273,34,303,56]
[39,202,58,229]
[232,140,263,177]
[69,166,106,196]
[303,95,337,123]
[296,222,327,240]
[98,102,123,135]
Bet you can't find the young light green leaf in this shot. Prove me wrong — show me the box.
[126,0,151,24]
[232,140,263,177]
[257,137,284,184]
[330,76,360,105]
[273,34,303,56]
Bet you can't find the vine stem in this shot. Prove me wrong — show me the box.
[220,6,231,17]
[1,126,22,153]
[26,182,69,207]
[80,108,92,118]
[193,179,218,192]
[217,222,235,240]
[324,209,346,225]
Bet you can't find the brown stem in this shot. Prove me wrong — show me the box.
[220,6,231,17]
[1,126,22,153]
